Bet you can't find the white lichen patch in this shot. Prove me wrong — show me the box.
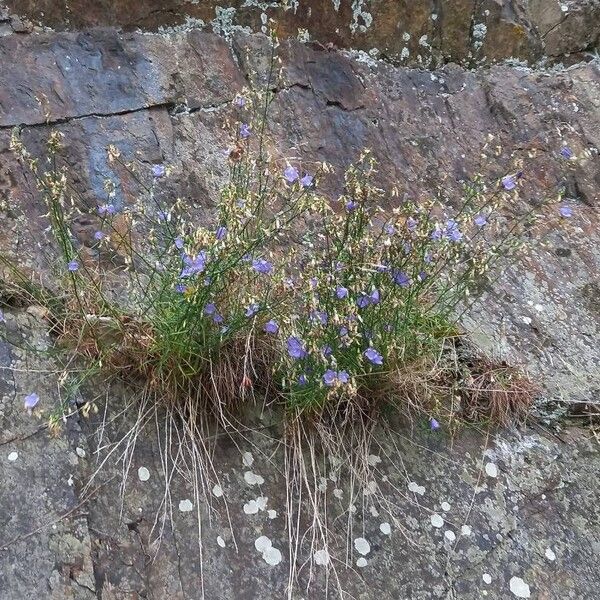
[254,535,272,553]
[242,451,254,467]
[178,499,193,512]
[444,530,456,542]
[441,501,451,512]
[461,524,472,536]
[244,471,265,486]
[217,535,226,548]
[333,488,343,499]
[402,31,411,41]
[367,454,381,466]
[137,466,150,482]
[212,484,224,497]
[485,462,498,478]
[545,547,556,561]
[379,522,391,535]
[267,509,277,519]
[408,481,425,495]
[369,505,380,517]
[7,451,18,462]
[254,536,282,566]
[431,513,444,528]
[356,557,368,568]
[483,573,492,584]
[509,576,531,598]
[243,500,259,514]
[354,537,370,555]
[314,549,330,566]
[255,496,268,511]
[75,447,86,458]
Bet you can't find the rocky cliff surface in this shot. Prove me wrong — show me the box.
[0,2,599,599]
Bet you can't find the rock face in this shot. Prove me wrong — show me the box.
[0,2,599,599]
[3,0,600,66]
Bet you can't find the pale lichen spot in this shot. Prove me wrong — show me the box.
[408,481,425,495]
[178,499,193,512]
[461,524,472,536]
[267,509,277,519]
[314,549,330,566]
[379,522,391,535]
[485,462,498,478]
[430,513,444,528]
[217,535,226,548]
[483,573,492,584]
[444,529,456,542]
[367,454,381,466]
[263,546,283,566]
[356,557,368,568]
[137,466,150,482]
[75,447,86,458]
[509,576,531,598]
[7,451,18,462]
[212,484,224,497]
[333,488,343,499]
[242,451,254,467]
[369,505,380,517]
[545,547,556,561]
[244,471,265,486]
[441,501,451,512]
[256,496,268,511]
[354,537,370,555]
[254,535,272,553]
[243,500,259,514]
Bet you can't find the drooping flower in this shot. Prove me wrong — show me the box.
[560,146,573,159]
[175,283,187,293]
[364,347,383,366]
[298,374,308,386]
[418,271,427,282]
[212,313,224,324]
[152,164,166,178]
[204,303,217,316]
[0,310,5,323]
[240,123,251,139]
[68,260,80,272]
[336,286,349,299]
[321,344,333,357]
[311,310,328,326]
[234,95,246,108]
[309,277,318,289]
[444,219,463,242]
[252,258,274,275]
[97,203,116,216]
[559,205,573,218]
[384,223,396,235]
[264,319,279,334]
[284,165,299,183]
[24,393,39,409]
[430,226,443,241]
[429,417,440,431]
[337,370,350,384]
[300,174,313,187]
[287,336,307,360]
[245,303,260,317]
[357,289,380,309]
[322,369,350,387]
[216,226,228,240]
[323,369,337,386]
[180,251,207,278]
[174,237,184,250]
[406,217,418,232]
[474,214,487,227]
[345,200,358,211]
[392,270,410,287]
[339,326,349,337]
[501,175,517,190]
